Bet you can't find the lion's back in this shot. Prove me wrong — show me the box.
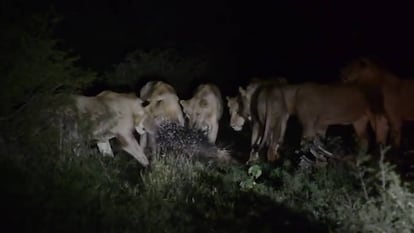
[295,83,372,122]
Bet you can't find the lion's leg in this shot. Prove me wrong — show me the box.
[147,134,158,156]
[178,112,185,127]
[279,114,290,145]
[388,117,402,148]
[368,114,391,156]
[140,133,147,150]
[373,115,389,146]
[208,121,219,144]
[141,132,157,156]
[352,116,369,153]
[266,114,290,161]
[302,122,317,141]
[118,133,149,167]
[97,140,114,157]
[384,97,402,148]
[315,125,327,138]
[267,117,288,162]
[248,122,262,164]
[299,119,321,152]
[267,139,280,162]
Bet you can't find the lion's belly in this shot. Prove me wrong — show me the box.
[92,114,132,141]
[319,112,364,125]
[308,98,367,125]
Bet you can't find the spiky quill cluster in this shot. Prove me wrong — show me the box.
[155,121,227,162]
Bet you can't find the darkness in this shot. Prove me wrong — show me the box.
[9,0,414,86]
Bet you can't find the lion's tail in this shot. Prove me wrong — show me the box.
[259,91,272,150]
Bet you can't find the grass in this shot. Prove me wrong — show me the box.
[1,139,414,233]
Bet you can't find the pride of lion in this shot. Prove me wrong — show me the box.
[59,57,413,166]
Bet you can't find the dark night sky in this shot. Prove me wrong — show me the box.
[15,0,414,85]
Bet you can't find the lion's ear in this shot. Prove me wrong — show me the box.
[238,87,246,96]
[179,100,186,108]
[277,77,288,84]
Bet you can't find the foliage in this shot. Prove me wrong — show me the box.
[4,125,414,233]
[0,146,326,233]
[0,10,97,161]
[0,11,96,117]
[104,48,208,95]
[239,164,263,190]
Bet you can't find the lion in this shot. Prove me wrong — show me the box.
[226,95,245,131]
[226,78,289,163]
[228,81,387,163]
[139,81,185,153]
[228,77,288,130]
[288,83,384,146]
[341,58,414,148]
[180,83,223,144]
[248,84,290,163]
[67,90,151,167]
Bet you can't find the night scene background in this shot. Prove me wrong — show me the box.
[1,0,414,232]
[12,0,414,91]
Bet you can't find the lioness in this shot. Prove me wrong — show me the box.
[229,81,386,163]
[139,81,185,153]
[342,58,414,147]
[248,84,290,162]
[228,77,287,130]
[68,90,151,167]
[180,83,223,144]
[226,78,289,163]
[288,83,381,145]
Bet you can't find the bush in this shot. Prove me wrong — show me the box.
[0,10,97,158]
[0,12,95,115]
[0,9,99,170]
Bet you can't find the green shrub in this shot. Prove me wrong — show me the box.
[0,12,95,115]
[0,10,97,160]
